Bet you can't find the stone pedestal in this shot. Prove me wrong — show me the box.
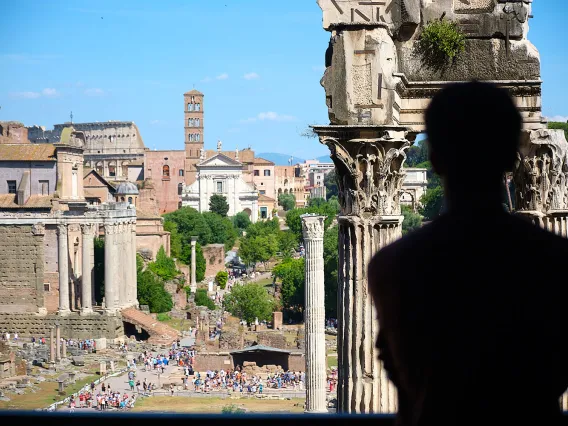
[190,236,198,291]
[273,312,283,330]
[301,214,328,414]
[314,125,411,413]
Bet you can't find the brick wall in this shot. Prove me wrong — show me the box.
[194,352,233,371]
[202,244,225,278]
[0,225,44,313]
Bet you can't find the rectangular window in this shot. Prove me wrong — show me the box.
[7,180,16,194]
[260,190,266,195]
[43,283,50,292]
[260,207,268,219]
[264,170,271,177]
[216,181,223,193]
[39,180,49,195]
[109,166,116,177]
[254,170,260,176]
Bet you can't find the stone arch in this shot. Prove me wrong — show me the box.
[243,208,252,218]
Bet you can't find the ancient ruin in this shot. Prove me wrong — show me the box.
[301,215,327,413]
[315,0,567,413]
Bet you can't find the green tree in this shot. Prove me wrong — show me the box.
[147,246,179,281]
[323,226,338,318]
[406,139,429,167]
[324,170,338,200]
[163,221,182,260]
[216,270,229,290]
[181,242,206,282]
[239,233,278,270]
[273,257,305,310]
[401,205,423,235]
[137,269,173,314]
[93,238,105,304]
[420,186,445,220]
[327,195,341,213]
[203,211,238,251]
[194,288,216,310]
[285,200,337,241]
[232,211,251,231]
[223,283,275,324]
[209,194,230,217]
[277,230,297,258]
[278,193,296,211]
[163,207,212,246]
[307,197,326,208]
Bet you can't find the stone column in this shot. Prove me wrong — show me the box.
[55,324,61,362]
[80,224,95,315]
[92,225,98,306]
[190,236,198,290]
[104,224,118,314]
[57,224,70,316]
[49,327,55,363]
[118,223,127,308]
[131,223,138,306]
[62,339,67,358]
[301,214,327,413]
[314,126,410,413]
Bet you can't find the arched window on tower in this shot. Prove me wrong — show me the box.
[196,103,201,111]
[197,134,200,142]
[187,103,192,111]
[191,96,195,103]
[179,169,184,177]
[163,165,170,177]
[178,183,183,195]
[196,118,200,127]
[188,118,192,127]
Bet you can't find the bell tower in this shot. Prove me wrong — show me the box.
[184,89,204,185]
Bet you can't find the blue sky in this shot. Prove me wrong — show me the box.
[0,0,566,159]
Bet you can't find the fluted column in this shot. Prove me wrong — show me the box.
[118,223,127,308]
[190,236,198,290]
[314,126,410,413]
[104,223,118,314]
[80,224,96,315]
[57,224,70,316]
[301,214,327,413]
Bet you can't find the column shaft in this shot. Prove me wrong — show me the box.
[104,224,117,313]
[302,215,327,413]
[55,325,61,361]
[118,224,126,308]
[49,328,55,362]
[191,237,198,289]
[81,225,94,315]
[57,224,70,315]
[132,225,138,306]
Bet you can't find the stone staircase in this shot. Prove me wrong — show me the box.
[121,308,180,345]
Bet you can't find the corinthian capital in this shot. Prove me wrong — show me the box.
[81,223,97,236]
[301,214,326,240]
[57,224,68,236]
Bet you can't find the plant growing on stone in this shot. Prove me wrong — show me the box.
[215,270,229,290]
[416,19,466,68]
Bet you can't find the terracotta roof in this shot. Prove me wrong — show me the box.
[259,194,275,202]
[184,89,203,96]
[0,144,56,161]
[253,157,275,166]
[0,194,52,209]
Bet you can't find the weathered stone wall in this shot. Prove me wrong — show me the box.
[0,121,29,145]
[289,353,305,372]
[0,313,124,339]
[0,225,44,313]
[202,244,225,278]
[194,352,232,371]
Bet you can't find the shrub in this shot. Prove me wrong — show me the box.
[194,288,216,310]
[157,313,171,322]
[221,404,245,414]
[147,246,178,281]
[216,271,229,290]
[416,19,465,68]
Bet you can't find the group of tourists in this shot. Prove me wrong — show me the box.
[68,382,136,411]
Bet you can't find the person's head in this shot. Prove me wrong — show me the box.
[425,81,522,186]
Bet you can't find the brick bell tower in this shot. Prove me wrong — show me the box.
[184,89,204,185]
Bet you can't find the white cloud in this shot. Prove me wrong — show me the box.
[216,73,229,80]
[41,88,59,97]
[240,111,296,123]
[547,115,568,123]
[10,91,41,99]
[84,88,106,97]
[243,72,260,80]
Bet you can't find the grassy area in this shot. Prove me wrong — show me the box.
[327,355,338,369]
[256,277,274,288]
[158,316,191,332]
[133,396,305,413]
[0,373,101,410]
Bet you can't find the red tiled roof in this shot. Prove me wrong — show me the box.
[258,194,275,202]
[0,144,56,161]
[253,157,275,166]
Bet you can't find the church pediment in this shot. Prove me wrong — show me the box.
[198,153,242,168]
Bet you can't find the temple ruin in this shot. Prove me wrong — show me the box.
[314,0,567,413]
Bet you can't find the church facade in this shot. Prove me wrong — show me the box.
[181,146,259,222]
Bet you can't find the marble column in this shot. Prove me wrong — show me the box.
[314,126,411,413]
[57,224,70,316]
[81,224,95,315]
[118,224,127,308]
[49,327,55,363]
[190,236,198,290]
[104,224,118,314]
[301,214,327,413]
[131,223,138,306]
[55,324,61,361]
[92,225,98,306]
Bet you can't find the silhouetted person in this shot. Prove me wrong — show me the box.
[369,82,568,426]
